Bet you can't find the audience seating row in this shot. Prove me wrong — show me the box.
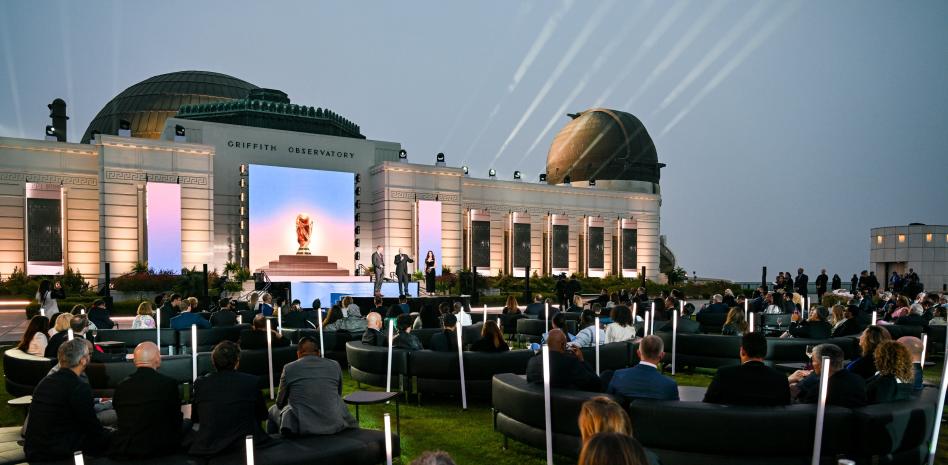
[491,373,939,465]
[652,332,862,369]
[92,326,250,355]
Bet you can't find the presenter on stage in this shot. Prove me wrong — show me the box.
[394,249,414,297]
[424,250,436,295]
[372,245,385,296]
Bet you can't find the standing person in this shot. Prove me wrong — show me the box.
[815,269,828,303]
[794,268,809,303]
[36,279,65,316]
[424,250,436,295]
[567,274,582,306]
[889,271,902,293]
[832,274,842,291]
[372,245,385,296]
[394,248,414,297]
[555,274,568,311]
[850,274,859,292]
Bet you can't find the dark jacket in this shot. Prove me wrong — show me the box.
[703,361,790,406]
[831,318,864,337]
[866,374,912,404]
[526,351,601,392]
[429,330,459,352]
[703,303,729,314]
[800,369,867,408]
[794,273,809,295]
[110,367,183,459]
[524,302,546,317]
[815,273,829,291]
[45,330,68,358]
[392,332,424,351]
[847,353,878,379]
[209,310,238,327]
[394,254,413,278]
[189,370,270,456]
[88,306,116,329]
[788,320,832,339]
[24,369,109,461]
[283,310,318,329]
[159,302,178,328]
[361,328,383,346]
[170,311,210,331]
[469,337,510,352]
[238,329,289,350]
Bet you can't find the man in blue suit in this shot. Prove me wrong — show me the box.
[606,335,679,401]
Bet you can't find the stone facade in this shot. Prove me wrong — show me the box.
[870,225,948,292]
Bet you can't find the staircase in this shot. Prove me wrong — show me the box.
[257,255,350,277]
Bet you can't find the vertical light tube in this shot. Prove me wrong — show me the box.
[643,311,650,338]
[927,326,948,465]
[191,324,198,382]
[871,311,877,326]
[672,309,678,375]
[39,308,45,317]
[245,434,254,465]
[156,307,161,352]
[483,304,488,324]
[650,309,655,336]
[542,345,553,465]
[265,319,274,400]
[317,307,325,357]
[921,333,928,372]
[594,316,600,375]
[385,321,394,393]
[384,413,393,465]
[632,302,637,323]
[277,306,282,332]
[237,314,243,325]
[545,302,549,333]
[73,451,84,465]
[456,324,468,409]
[749,312,755,333]
[68,328,74,341]
[744,299,748,320]
[811,356,831,465]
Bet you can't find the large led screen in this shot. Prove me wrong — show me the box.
[146,182,182,272]
[622,229,637,270]
[588,226,604,269]
[471,220,491,268]
[417,200,442,276]
[249,165,354,274]
[513,223,531,269]
[25,183,63,275]
[552,224,568,269]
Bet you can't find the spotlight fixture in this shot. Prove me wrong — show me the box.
[398,149,408,161]
[539,173,547,182]
[355,213,361,221]
[355,186,361,196]
[563,175,572,185]
[355,239,360,247]
[174,125,186,137]
[355,200,361,209]
[239,164,248,175]
[513,171,521,180]
[45,125,57,140]
[354,251,361,260]
[462,166,469,175]
[435,152,446,166]
[355,225,361,235]
[355,173,361,183]
[589,178,596,187]
[488,169,496,178]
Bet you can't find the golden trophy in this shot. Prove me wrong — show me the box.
[296,213,313,255]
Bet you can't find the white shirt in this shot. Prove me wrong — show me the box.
[456,310,472,327]
[605,323,636,343]
[638,360,658,370]
[37,290,59,314]
[27,332,48,357]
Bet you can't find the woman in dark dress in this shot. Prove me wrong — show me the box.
[424,250,436,294]
[866,341,913,403]
[846,325,892,379]
[469,320,509,352]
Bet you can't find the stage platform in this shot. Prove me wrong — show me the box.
[290,280,419,308]
[350,295,471,314]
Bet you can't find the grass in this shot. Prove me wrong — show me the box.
[0,348,945,464]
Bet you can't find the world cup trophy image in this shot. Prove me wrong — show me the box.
[296,213,313,255]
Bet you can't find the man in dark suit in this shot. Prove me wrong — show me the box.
[361,312,383,346]
[657,306,701,334]
[210,298,238,327]
[815,269,829,303]
[87,299,115,329]
[429,313,459,352]
[525,294,546,317]
[371,245,385,296]
[394,248,414,297]
[159,293,182,328]
[704,332,790,406]
[189,341,271,456]
[25,338,110,461]
[831,305,865,337]
[700,294,729,314]
[791,343,867,408]
[238,314,289,350]
[607,335,678,401]
[794,268,809,302]
[527,329,600,392]
[110,342,183,459]
[566,275,581,305]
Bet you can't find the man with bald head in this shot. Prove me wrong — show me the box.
[526,329,601,391]
[110,342,183,459]
[897,336,925,391]
[362,312,384,346]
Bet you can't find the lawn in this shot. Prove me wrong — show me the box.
[0,347,944,464]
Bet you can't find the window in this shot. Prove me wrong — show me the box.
[898,234,906,243]
[926,233,933,242]
[876,235,883,245]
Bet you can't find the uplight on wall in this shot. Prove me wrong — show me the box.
[898,234,906,243]
[926,233,933,243]
[876,235,883,245]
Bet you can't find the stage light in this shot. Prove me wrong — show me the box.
[355,186,361,196]
[355,200,361,209]
[90,130,101,141]
[174,125,186,137]
[355,225,360,235]
[513,171,522,180]
[462,166,469,175]
[355,173,361,183]
[398,149,408,161]
[488,169,496,178]
[239,164,248,175]
[355,251,361,260]
[355,239,360,247]
[436,152,446,166]
[355,213,360,221]
[45,125,56,136]
[589,178,596,187]
[239,178,246,188]
[539,173,547,182]
[563,175,571,185]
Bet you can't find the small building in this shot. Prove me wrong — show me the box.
[870,224,948,292]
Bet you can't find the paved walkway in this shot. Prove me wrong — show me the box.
[0,313,137,345]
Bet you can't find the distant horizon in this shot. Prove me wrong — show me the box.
[1,0,946,281]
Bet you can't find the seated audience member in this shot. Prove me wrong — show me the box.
[210,298,238,327]
[110,342,182,459]
[24,339,109,460]
[411,451,457,465]
[928,306,947,326]
[605,305,636,343]
[267,337,357,435]
[170,297,211,330]
[413,304,442,329]
[323,304,367,332]
[702,294,729,314]
[787,306,832,339]
[578,397,662,465]
[361,312,384,346]
[87,299,116,329]
[525,294,546,317]
[17,315,49,357]
[541,312,576,344]
[281,300,312,329]
[791,343,867,408]
[238,314,289,350]
[704,332,790,406]
[341,295,361,318]
[895,303,927,326]
[527,329,601,391]
[847,325,892,379]
[46,314,85,358]
[721,307,748,336]
[132,301,156,329]
[453,301,472,326]
[567,294,585,313]
[190,341,270,455]
[160,293,182,328]
[762,292,783,314]
[500,295,525,331]
[658,303,701,334]
[469,320,509,352]
[572,310,606,348]
[49,311,71,338]
[896,336,925,390]
[579,433,649,465]
[722,289,737,307]
[398,295,411,314]
[393,314,424,350]
[831,305,864,337]
[429,314,459,352]
[867,341,914,404]
[607,335,678,401]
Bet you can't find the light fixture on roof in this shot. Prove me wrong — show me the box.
[513,171,522,180]
[398,149,408,162]
[174,124,186,142]
[118,119,131,137]
[539,173,547,183]
[44,125,57,141]
[589,178,596,187]
[488,169,496,179]
[462,166,469,176]
[563,175,571,185]
[435,152,446,167]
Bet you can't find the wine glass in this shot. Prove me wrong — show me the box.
[804,345,815,370]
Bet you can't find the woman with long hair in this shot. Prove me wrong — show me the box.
[132,301,156,329]
[578,396,632,444]
[35,279,64,315]
[721,308,748,336]
[578,433,648,465]
[500,295,524,335]
[424,250,436,294]
[605,306,635,343]
[413,304,442,329]
[867,341,914,403]
[469,320,509,352]
[847,325,892,379]
[17,315,50,357]
[829,304,846,330]
[249,292,260,313]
